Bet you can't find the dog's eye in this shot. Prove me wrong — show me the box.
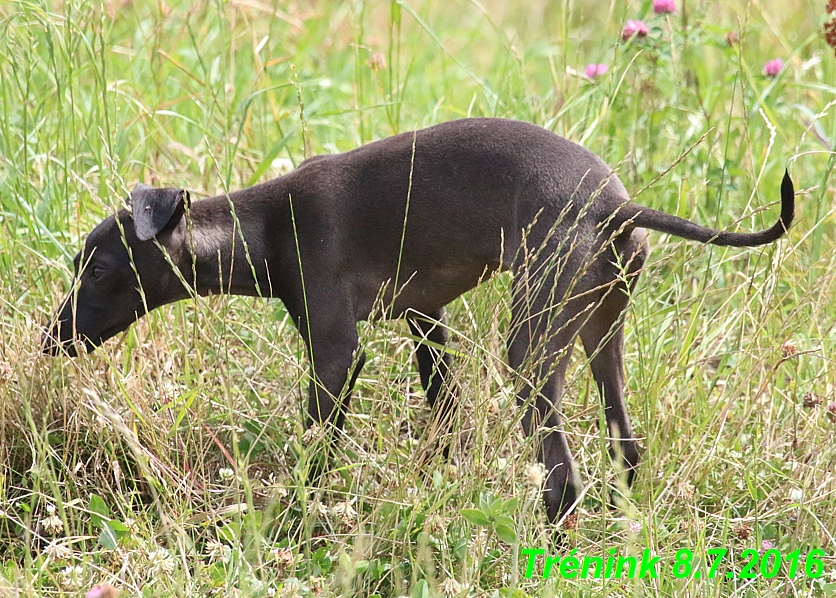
[90,265,105,279]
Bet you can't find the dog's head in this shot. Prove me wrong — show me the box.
[42,184,191,356]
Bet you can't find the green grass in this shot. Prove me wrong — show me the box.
[2,0,836,596]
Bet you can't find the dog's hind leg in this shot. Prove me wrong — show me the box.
[508,257,587,523]
[408,309,459,458]
[579,227,649,492]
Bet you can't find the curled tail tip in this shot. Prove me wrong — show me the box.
[782,168,793,190]
[780,167,795,230]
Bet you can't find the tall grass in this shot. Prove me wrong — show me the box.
[1,0,835,596]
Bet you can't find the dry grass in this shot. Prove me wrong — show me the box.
[1,0,836,596]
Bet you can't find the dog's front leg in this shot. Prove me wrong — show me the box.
[305,341,366,432]
[297,309,366,485]
[303,314,365,430]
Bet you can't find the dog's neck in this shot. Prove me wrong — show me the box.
[177,183,286,299]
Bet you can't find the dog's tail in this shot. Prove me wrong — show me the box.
[617,170,794,247]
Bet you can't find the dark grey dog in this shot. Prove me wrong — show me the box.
[43,118,794,523]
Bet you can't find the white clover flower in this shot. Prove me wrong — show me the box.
[146,546,175,577]
[40,512,64,536]
[525,463,546,487]
[205,539,230,562]
[675,482,695,500]
[308,576,325,595]
[440,577,465,596]
[61,565,84,589]
[306,501,328,517]
[44,541,73,561]
[331,500,357,523]
[279,577,309,598]
[302,424,322,443]
[218,467,235,482]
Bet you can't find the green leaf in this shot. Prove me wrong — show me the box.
[88,494,110,528]
[167,388,199,436]
[106,520,130,533]
[493,515,518,543]
[493,521,518,544]
[217,523,237,543]
[237,435,252,455]
[97,524,118,550]
[312,546,333,575]
[460,508,491,526]
[411,579,430,598]
[501,497,520,515]
[246,131,295,187]
[478,492,492,513]
[313,546,329,562]
[491,496,507,518]
[243,509,263,530]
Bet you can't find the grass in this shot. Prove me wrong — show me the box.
[1,0,836,596]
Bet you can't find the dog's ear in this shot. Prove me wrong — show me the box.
[129,184,191,242]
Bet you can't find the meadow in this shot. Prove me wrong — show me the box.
[1,0,836,596]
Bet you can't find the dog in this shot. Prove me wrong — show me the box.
[43,118,794,523]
